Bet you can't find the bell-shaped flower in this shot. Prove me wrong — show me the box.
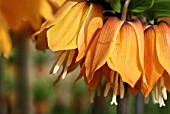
[34,1,103,81]
[85,17,145,88]
[129,21,170,107]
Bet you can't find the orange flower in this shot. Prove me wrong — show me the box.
[142,21,170,107]
[34,1,103,80]
[85,17,145,88]
[0,0,53,30]
[74,29,125,105]
[129,21,170,107]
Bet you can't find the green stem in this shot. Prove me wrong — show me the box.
[121,0,131,21]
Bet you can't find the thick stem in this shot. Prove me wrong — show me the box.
[121,0,131,21]
[117,84,130,114]
[0,58,4,114]
[92,95,104,114]
[135,93,144,114]
[13,33,30,114]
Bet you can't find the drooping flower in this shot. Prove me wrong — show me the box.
[34,0,103,80]
[73,27,126,105]
[143,21,170,106]
[129,21,170,107]
[85,17,145,88]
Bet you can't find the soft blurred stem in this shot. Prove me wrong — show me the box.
[135,93,144,114]
[92,95,104,114]
[13,29,30,114]
[121,0,131,21]
[0,58,4,114]
[117,85,130,114]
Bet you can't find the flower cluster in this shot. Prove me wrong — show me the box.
[34,0,170,107]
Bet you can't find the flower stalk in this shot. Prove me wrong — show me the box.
[121,0,131,21]
[117,84,130,114]
[13,29,30,114]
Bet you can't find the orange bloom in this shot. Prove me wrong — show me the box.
[85,17,145,88]
[0,0,53,30]
[74,29,125,105]
[34,1,103,82]
[129,21,170,107]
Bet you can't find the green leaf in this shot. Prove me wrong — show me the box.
[110,0,122,12]
[129,0,154,13]
[143,0,170,20]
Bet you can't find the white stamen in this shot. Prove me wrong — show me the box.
[53,65,60,74]
[50,51,68,74]
[111,95,118,105]
[152,91,158,104]
[159,95,165,107]
[162,87,167,100]
[61,68,68,79]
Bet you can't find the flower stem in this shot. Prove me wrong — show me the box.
[117,84,130,114]
[13,29,30,114]
[135,93,144,114]
[121,0,131,21]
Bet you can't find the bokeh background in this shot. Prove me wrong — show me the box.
[1,40,170,114]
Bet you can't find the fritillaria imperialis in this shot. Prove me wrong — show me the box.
[34,0,170,108]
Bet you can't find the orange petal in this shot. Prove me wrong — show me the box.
[154,22,170,75]
[76,3,103,61]
[101,64,111,82]
[84,69,103,91]
[35,29,49,50]
[129,80,140,95]
[162,71,170,92]
[107,23,141,87]
[158,17,170,25]
[0,15,11,58]
[0,0,42,30]
[0,25,11,58]
[74,63,85,84]
[85,29,101,80]
[49,0,66,7]
[39,0,53,20]
[47,2,89,51]
[129,20,145,73]
[33,0,78,36]
[143,27,164,96]
[90,17,124,77]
